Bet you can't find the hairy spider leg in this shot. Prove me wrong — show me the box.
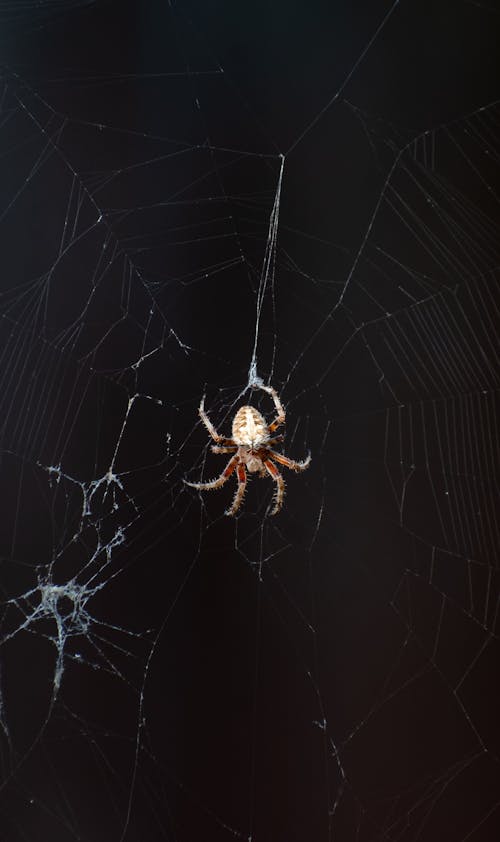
[266,435,284,446]
[263,385,286,434]
[264,459,285,515]
[198,398,234,446]
[226,463,247,516]
[185,454,238,490]
[211,445,237,454]
[269,450,311,472]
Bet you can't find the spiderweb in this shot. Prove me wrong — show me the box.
[0,1,499,840]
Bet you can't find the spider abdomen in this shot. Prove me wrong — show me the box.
[232,405,269,446]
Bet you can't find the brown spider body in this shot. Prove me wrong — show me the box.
[185,384,311,516]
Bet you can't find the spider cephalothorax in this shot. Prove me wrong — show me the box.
[185,384,311,516]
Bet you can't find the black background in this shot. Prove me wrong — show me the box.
[0,1,499,840]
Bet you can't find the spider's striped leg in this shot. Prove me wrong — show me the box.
[198,398,234,446]
[269,450,311,472]
[185,454,238,490]
[211,445,237,454]
[266,435,284,447]
[264,459,285,515]
[226,464,247,516]
[260,385,286,433]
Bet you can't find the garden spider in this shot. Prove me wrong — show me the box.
[185,384,311,515]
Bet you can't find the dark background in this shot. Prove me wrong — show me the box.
[0,1,499,840]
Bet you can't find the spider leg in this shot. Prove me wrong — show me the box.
[266,434,284,447]
[264,459,285,515]
[185,454,238,490]
[226,464,247,516]
[211,445,237,454]
[268,450,311,472]
[198,398,234,446]
[262,385,286,433]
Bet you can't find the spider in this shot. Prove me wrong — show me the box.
[185,384,311,516]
